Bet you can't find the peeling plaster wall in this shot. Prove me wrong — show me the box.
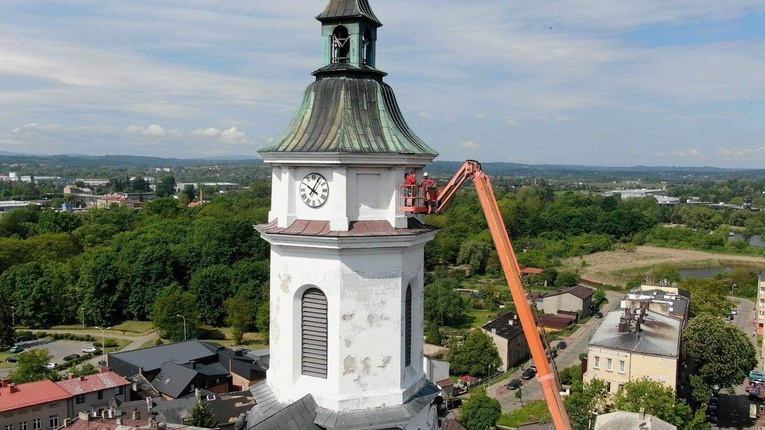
[266,242,428,411]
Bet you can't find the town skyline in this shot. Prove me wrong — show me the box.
[0,1,763,168]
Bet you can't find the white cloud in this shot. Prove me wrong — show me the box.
[506,119,517,126]
[459,141,482,149]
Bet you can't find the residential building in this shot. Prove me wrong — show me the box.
[624,288,690,325]
[584,308,681,394]
[542,285,594,317]
[481,311,530,371]
[758,275,765,366]
[594,410,676,430]
[0,378,70,430]
[96,194,142,209]
[55,371,130,417]
[108,340,265,399]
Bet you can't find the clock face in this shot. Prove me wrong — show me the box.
[299,173,329,208]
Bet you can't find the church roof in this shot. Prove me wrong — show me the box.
[316,0,382,26]
[259,75,437,156]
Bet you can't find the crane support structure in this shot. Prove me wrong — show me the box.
[402,160,572,430]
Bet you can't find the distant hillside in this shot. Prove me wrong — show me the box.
[0,153,763,180]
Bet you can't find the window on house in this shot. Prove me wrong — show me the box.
[302,288,328,379]
[6,424,14,430]
[18,422,26,430]
[114,386,123,395]
[405,285,412,368]
[49,416,58,429]
[32,419,40,430]
[593,356,600,369]
[75,395,85,404]
[97,390,103,400]
[606,358,612,371]
[619,360,625,373]
[618,384,624,392]
[606,382,612,392]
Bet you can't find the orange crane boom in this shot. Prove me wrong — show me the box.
[401,160,572,430]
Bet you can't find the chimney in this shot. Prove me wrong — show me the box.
[80,376,87,381]
[101,367,111,373]
[9,384,18,393]
[116,418,123,425]
[190,360,196,369]
[1,378,10,388]
[79,412,91,422]
[639,407,645,419]
[68,374,75,380]
[491,328,497,334]
[132,409,141,420]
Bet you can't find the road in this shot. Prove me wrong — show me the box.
[717,297,758,430]
[486,290,624,411]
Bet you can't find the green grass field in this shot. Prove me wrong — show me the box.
[497,400,551,427]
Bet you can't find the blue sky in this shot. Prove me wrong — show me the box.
[0,1,763,167]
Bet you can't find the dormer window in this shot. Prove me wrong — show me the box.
[332,26,350,63]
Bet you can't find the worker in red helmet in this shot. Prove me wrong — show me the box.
[421,172,437,213]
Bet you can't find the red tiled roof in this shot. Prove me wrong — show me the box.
[56,371,130,396]
[256,219,436,237]
[0,380,70,412]
[520,267,544,275]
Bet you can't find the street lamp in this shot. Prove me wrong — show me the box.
[81,307,85,329]
[176,315,187,341]
[11,306,14,327]
[95,326,109,366]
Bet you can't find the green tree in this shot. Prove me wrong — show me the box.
[8,349,57,383]
[592,288,606,308]
[156,175,177,198]
[457,241,493,276]
[460,393,501,430]
[613,378,707,430]
[424,278,466,326]
[424,320,443,345]
[0,301,14,348]
[255,301,270,342]
[185,400,215,427]
[70,363,99,377]
[565,378,609,430]
[449,329,501,377]
[153,286,200,342]
[683,314,757,403]
[225,292,257,345]
[554,271,580,288]
[679,278,732,317]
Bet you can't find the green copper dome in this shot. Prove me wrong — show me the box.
[259,0,437,157]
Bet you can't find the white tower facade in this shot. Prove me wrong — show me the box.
[248,2,441,429]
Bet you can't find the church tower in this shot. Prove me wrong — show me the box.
[247,1,441,429]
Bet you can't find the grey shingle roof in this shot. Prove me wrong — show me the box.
[589,310,681,358]
[246,380,439,430]
[153,362,198,399]
[110,340,218,373]
[481,311,525,341]
[316,0,382,26]
[545,285,594,300]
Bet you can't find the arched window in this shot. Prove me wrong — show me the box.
[405,285,412,367]
[302,288,328,378]
[363,28,373,65]
[332,26,350,63]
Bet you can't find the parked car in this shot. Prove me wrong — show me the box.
[6,356,18,363]
[521,367,537,380]
[749,370,765,381]
[557,341,567,350]
[727,313,734,321]
[82,346,98,353]
[45,362,57,369]
[507,379,522,390]
[9,345,24,353]
[63,354,80,361]
[594,312,604,318]
[731,308,738,315]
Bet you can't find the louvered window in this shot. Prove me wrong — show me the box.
[302,288,328,378]
[405,286,412,367]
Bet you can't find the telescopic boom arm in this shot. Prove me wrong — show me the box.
[432,160,572,430]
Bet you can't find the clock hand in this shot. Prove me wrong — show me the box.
[307,181,319,196]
